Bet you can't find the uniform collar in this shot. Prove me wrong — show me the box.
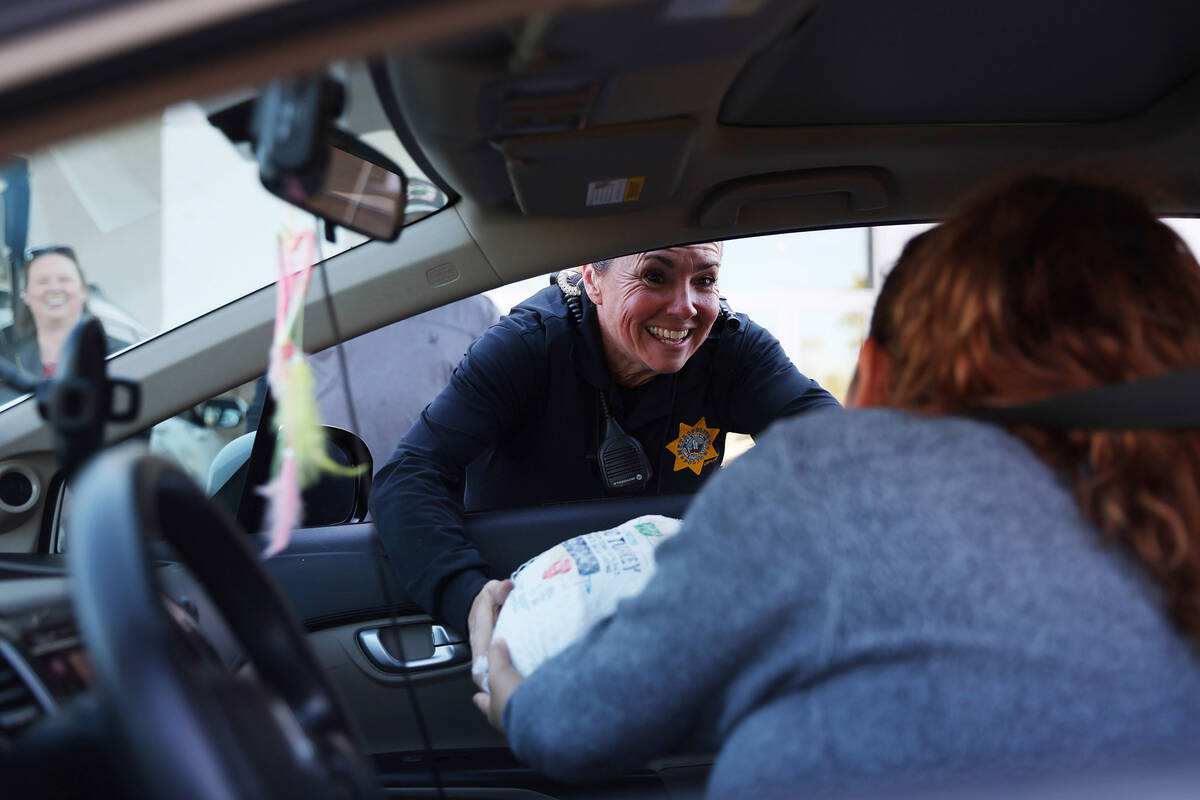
[571,290,615,392]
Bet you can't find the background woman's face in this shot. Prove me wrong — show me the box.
[24,253,87,328]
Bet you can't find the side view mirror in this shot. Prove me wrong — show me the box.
[300,426,373,526]
[207,425,372,527]
[403,178,449,225]
[195,396,247,429]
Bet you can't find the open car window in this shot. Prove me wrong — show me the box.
[235,215,1200,512]
[46,212,1200,544]
[141,223,926,534]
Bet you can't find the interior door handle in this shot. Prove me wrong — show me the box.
[358,625,469,673]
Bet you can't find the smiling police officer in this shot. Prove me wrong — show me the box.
[370,242,839,671]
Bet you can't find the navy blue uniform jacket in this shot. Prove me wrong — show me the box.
[371,284,839,633]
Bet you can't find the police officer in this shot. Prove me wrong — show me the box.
[370,242,839,669]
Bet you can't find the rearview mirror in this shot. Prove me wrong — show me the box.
[267,128,408,242]
[207,426,372,526]
[250,77,409,242]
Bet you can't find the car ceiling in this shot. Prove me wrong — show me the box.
[375,0,1200,275]
[0,0,1198,457]
[720,0,1200,126]
[0,0,1197,272]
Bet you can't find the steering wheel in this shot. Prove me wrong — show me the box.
[68,444,381,800]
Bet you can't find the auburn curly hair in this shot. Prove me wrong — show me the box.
[871,176,1200,642]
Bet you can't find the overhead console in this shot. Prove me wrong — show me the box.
[379,0,819,216]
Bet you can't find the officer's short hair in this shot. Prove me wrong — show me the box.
[591,242,723,274]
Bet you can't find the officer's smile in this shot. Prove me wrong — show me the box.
[646,326,691,345]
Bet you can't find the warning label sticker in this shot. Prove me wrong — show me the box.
[623,176,645,202]
[586,177,646,206]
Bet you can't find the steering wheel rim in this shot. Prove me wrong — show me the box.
[69,443,380,800]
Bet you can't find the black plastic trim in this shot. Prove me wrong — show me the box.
[0,554,68,578]
[0,634,55,714]
[34,470,64,554]
[374,747,667,795]
[370,59,461,203]
[266,493,695,629]
[322,425,373,524]
[236,383,275,535]
[260,523,418,629]
[466,493,695,577]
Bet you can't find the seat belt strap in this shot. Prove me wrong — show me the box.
[971,365,1200,429]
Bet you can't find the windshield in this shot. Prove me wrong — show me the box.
[0,62,444,407]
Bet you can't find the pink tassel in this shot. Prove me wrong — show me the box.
[260,453,301,557]
[259,227,317,557]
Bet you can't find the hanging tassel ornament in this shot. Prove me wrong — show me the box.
[260,224,364,556]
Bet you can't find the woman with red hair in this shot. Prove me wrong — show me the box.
[857,178,1200,640]
[478,176,1200,797]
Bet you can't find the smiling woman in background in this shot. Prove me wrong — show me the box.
[9,246,126,379]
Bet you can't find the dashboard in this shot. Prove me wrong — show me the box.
[0,573,78,746]
[0,555,242,792]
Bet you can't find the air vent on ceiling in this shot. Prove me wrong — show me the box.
[0,638,49,742]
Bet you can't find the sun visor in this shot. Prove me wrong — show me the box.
[499,118,698,217]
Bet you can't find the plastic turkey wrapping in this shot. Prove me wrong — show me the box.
[474,514,680,692]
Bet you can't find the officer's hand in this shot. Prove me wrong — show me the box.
[472,638,523,733]
[468,579,514,688]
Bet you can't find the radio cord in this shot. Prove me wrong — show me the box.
[314,224,445,799]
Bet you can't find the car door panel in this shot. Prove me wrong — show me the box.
[266,493,699,795]
[466,494,693,576]
[265,494,695,631]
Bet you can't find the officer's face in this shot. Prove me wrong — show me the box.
[583,243,722,387]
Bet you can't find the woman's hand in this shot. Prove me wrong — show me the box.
[472,639,524,732]
[468,579,514,688]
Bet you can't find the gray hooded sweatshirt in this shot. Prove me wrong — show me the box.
[504,409,1200,797]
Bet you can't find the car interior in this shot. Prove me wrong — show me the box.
[3,0,1200,797]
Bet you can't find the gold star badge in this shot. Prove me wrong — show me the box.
[666,417,720,475]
